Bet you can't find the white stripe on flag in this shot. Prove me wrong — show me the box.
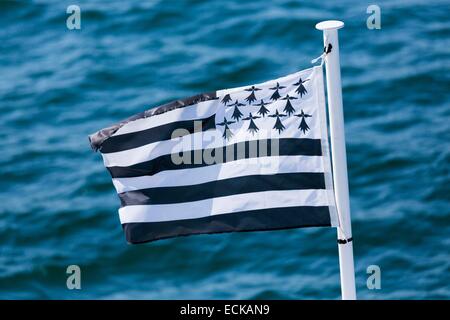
[112,155,325,193]
[113,98,220,136]
[118,189,332,224]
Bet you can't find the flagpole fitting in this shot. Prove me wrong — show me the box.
[315,20,344,31]
[337,237,353,245]
[312,21,343,66]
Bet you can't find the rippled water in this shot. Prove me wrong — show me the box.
[0,0,449,299]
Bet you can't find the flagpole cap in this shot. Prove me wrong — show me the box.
[315,20,344,31]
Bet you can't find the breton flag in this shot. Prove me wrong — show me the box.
[90,65,338,244]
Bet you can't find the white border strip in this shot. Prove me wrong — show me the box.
[314,65,339,227]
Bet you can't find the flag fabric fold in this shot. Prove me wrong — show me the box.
[90,66,338,244]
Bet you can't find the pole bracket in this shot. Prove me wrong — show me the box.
[337,237,353,245]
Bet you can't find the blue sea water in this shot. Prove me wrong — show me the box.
[0,0,449,299]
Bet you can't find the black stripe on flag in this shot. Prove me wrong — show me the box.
[89,92,217,151]
[119,172,326,206]
[122,206,331,244]
[100,114,216,154]
[107,138,322,178]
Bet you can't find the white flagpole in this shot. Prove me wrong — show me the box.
[315,20,357,300]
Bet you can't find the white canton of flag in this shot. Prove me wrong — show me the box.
[90,66,338,244]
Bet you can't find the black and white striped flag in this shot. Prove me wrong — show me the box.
[90,66,338,244]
